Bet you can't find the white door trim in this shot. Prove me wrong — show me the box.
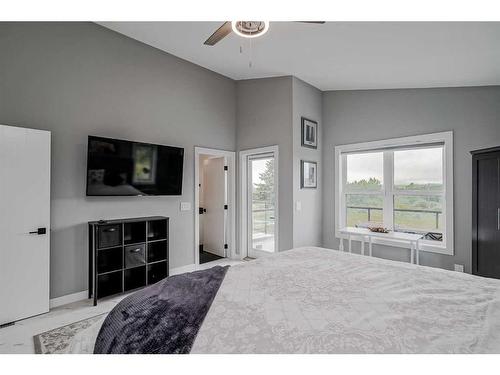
[194,147,236,265]
[239,145,279,259]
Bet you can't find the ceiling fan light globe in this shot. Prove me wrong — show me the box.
[231,21,269,39]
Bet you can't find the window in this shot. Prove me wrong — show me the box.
[345,152,384,228]
[335,132,453,255]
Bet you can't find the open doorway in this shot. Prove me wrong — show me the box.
[199,154,226,263]
[194,147,236,265]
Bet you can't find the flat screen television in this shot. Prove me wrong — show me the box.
[86,136,184,196]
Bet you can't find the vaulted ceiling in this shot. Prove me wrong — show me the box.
[99,22,500,91]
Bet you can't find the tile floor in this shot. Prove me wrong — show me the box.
[199,250,224,264]
[0,258,243,354]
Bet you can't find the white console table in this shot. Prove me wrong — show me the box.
[339,227,423,265]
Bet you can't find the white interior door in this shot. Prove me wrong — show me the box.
[0,124,50,325]
[247,152,277,259]
[202,157,226,257]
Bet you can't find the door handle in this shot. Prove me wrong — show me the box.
[130,248,142,253]
[29,227,47,235]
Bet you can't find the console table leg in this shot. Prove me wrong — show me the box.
[339,236,344,252]
[369,236,373,257]
[410,242,415,264]
[416,240,420,265]
[348,236,352,253]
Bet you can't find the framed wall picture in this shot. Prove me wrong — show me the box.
[301,160,317,189]
[301,117,318,149]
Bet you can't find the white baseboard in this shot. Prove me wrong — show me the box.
[50,290,89,309]
[48,264,197,309]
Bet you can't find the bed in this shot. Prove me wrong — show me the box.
[68,247,500,354]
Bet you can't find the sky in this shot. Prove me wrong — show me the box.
[347,147,443,185]
[249,147,443,187]
[251,157,273,184]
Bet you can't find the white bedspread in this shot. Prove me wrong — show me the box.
[68,247,500,353]
[191,247,500,353]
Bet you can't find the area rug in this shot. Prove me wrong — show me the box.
[33,314,106,354]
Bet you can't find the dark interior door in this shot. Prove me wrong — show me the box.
[475,154,500,278]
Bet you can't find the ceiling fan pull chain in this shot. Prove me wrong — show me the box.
[249,38,253,68]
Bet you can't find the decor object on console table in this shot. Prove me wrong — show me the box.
[88,216,169,305]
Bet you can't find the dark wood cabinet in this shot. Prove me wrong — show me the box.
[472,147,500,279]
[89,216,169,305]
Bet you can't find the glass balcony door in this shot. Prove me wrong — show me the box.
[247,153,276,258]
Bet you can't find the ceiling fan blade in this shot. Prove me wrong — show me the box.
[204,22,232,46]
[297,21,326,24]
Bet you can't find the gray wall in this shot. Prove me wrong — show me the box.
[236,77,294,251]
[0,22,236,298]
[322,86,500,272]
[292,77,323,247]
[2,22,498,300]
[235,76,324,252]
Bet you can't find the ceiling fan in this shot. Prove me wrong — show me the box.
[204,21,325,46]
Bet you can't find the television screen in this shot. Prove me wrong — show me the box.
[86,136,184,196]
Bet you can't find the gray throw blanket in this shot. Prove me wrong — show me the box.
[94,265,229,354]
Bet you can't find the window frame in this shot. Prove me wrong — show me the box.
[335,131,454,255]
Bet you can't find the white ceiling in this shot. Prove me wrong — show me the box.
[98,22,500,91]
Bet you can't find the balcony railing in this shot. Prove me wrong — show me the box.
[346,206,442,231]
[252,201,275,235]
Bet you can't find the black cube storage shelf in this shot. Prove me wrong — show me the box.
[88,216,169,305]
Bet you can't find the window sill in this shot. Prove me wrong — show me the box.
[335,231,453,256]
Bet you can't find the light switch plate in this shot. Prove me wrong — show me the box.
[454,264,464,272]
[296,201,302,212]
[180,202,191,211]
